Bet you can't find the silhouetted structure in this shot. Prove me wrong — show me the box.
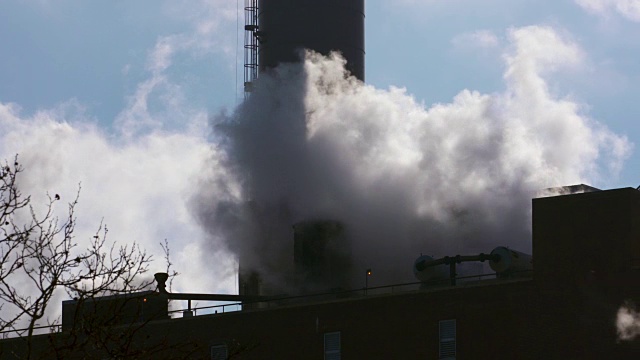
[244,0,365,95]
[61,291,169,332]
[2,187,640,359]
[293,220,351,293]
[257,0,365,81]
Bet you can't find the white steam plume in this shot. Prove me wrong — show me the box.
[193,25,631,289]
[617,301,640,341]
[0,21,632,326]
[0,0,243,326]
[0,101,237,298]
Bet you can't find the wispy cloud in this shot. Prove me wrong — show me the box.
[452,30,500,49]
[116,0,238,137]
[575,0,640,22]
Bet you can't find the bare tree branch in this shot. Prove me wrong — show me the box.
[0,156,158,358]
[160,239,179,293]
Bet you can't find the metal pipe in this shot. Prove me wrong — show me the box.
[417,253,500,270]
[416,253,501,286]
[167,293,271,302]
[155,272,272,303]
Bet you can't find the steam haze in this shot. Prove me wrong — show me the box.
[193,26,630,288]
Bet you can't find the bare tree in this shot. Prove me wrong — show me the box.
[0,156,156,358]
[160,239,180,293]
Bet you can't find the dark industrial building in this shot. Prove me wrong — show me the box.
[2,187,640,359]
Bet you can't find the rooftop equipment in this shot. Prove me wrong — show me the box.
[414,247,533,286]
[539,184,601,197]
[488,246,533,278]
[61,291,168,332]
[413,255,449,283]
[154,272,271,313]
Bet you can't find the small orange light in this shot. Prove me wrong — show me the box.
[366,269,372,276]
[143,298,147,302]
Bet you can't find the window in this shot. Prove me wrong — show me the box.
[211,344,228,360]
[439,319,456,359]
[324,331,341,360]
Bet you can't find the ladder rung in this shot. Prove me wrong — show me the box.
[244,0,259,95]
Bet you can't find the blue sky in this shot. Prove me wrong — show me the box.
[1,0,639,296]
[2,1,638,185]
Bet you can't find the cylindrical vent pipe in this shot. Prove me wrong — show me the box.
[258,0,365,81]
[489,246,533,275]
[413,255,449,283]
[413,248,533,285]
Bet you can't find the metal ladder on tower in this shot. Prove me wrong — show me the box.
[244,0,259,99]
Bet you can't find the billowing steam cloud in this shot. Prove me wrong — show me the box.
[193,25,630,289]
[0,0,239,311]
[0,0,243,326]
[0,22,632,322]
[617,301,640,341]
[0,101,237,301]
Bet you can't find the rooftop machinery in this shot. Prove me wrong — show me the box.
[414,247,533,286]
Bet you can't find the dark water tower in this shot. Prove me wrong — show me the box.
[246,0,365,85]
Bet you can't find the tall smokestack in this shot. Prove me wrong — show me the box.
[238,0,366,300]
[257,0,365,81]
